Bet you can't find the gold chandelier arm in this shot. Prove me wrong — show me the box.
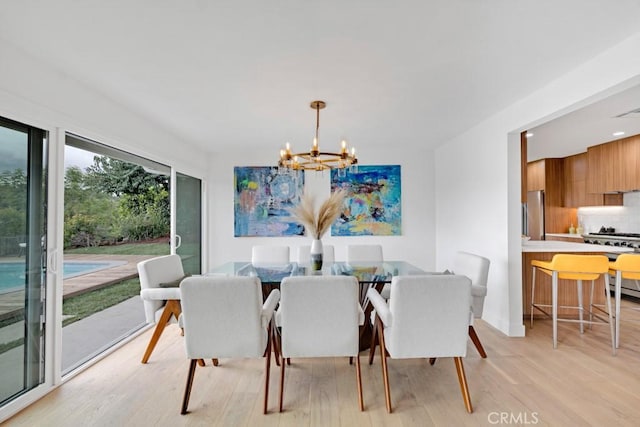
[278,100,357,172]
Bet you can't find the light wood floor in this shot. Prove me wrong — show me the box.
[6,300,640,426]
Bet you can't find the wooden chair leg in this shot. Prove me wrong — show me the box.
[355,354,364,411]
[279,352,286,412]
[454,357,473,413]
[271,325,281,367]
[377,320,392,413]
[263,323,272,414]
[369,315,380,365]
[468,325,487,358]
[141,299,180,364]
[180,359,198,415]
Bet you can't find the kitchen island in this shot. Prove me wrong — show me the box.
[522,240,632,317]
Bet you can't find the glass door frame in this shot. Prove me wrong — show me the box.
[170,168,206,273]
[0,122,63,419]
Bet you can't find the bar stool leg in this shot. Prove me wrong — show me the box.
[530,266,537,328]
[589,279,595,329]
[577,279,584,334]
[552,272,558,349]
[604,273,615,355]
[615,272,622,349]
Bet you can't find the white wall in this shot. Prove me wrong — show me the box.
[0,41,208,177]
[435,32,640,337]
[207,146,436,270]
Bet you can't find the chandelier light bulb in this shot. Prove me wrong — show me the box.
[277,100,358,172]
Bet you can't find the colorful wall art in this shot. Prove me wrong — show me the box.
[234,167,304,237]
[330,165,402,236]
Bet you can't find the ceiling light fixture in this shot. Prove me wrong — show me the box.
[613,131,625,136]
[526,132,534,138]
[278,100,357,172]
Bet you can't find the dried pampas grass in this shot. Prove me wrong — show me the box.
[291,189,346,239]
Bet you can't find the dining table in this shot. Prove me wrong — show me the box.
[209,260,427,350]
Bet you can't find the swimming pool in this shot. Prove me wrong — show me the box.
[0,260,127,293]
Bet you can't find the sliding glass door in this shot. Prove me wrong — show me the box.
[175,173,202,274]
[0,117,47,405]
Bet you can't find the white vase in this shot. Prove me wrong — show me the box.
[310,238,323,271]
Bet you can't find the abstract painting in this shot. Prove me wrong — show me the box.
[234,167,304,237]
[331,165,401,236]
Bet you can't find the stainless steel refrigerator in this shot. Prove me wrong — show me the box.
[523,190,545,240]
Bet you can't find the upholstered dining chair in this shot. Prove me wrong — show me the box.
[347,244,387,299]
[296,244,335,264]
[454,251,490,358]
[137,254,185,364]
[179,276,280,415]
[346,244,383,264]
[251,245,290,265]
[276,275,365,412]
[368,275,474,413]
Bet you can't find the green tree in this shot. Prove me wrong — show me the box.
[64,166,118,247]
[83,156,170,242]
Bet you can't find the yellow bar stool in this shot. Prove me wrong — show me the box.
[608,254,640,349]
[531,254,614,353]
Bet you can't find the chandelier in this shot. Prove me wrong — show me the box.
[278,100,358,172]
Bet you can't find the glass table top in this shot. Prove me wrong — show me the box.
[208,261,427,284]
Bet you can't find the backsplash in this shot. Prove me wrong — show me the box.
[577,192,640,233]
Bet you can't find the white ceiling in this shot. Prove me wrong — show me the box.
[527,83,640,161]
[1,1,640,156]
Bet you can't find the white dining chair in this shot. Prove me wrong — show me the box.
[368,274,473,413]
[137,254,185,364]
[251,245,290,265]
[346,244,383,264]
[454,251,490,358]
[276,275,365,412]
[179,276,280,415]
[296,244,335,264]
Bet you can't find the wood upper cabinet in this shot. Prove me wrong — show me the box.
[527,158,571,233]
[564,153,621,207]
[527,160,546,191]
[619,136,640,191]
[587,134,640,193]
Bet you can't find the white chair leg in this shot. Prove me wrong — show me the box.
[577,279,584,334]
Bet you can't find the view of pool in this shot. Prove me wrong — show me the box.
[0,261,127,293]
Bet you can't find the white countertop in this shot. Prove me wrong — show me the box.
[522,240,634,253]
[545,233,584,239]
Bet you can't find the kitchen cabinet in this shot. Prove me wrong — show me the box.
[564,153,623,207]
[526,159,545,191]
[527,158,572,233]
[586,134,640,193]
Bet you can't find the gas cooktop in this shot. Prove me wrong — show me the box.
[589,232,640,238]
